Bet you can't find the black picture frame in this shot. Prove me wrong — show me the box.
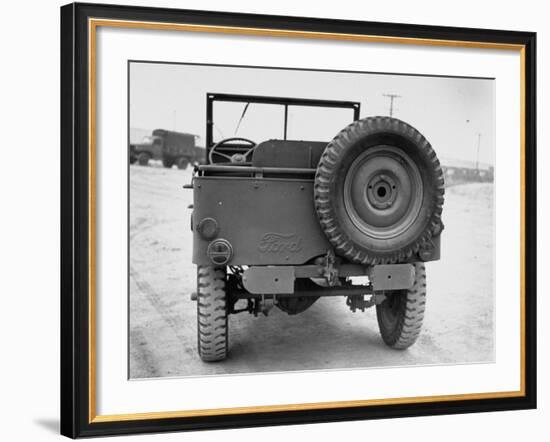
[60,2,537,438]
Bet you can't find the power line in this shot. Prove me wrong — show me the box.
[382,93,402,117]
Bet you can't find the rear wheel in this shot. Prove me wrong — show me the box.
[137,152,150,166]
[162,157,174,168]
[197,266,228,362]
[376,262,426,349]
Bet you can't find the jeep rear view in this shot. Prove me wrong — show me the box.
[186,93,445,362]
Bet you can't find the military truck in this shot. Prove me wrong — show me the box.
[187,93,444,362]
[130,129,205,169]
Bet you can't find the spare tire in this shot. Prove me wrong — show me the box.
[314,116,444,265]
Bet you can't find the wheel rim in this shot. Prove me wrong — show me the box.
[343,145,423,240]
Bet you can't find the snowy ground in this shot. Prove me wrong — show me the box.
[129,164,494,379]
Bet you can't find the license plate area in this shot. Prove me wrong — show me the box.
[242,266,295,294]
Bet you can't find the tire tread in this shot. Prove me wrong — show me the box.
[196,265,228,362]
[376,263,427,349]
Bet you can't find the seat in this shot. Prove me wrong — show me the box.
[251,140,327,169]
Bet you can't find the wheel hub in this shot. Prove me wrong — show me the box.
[366,173,398,209]
[344,145,424,240]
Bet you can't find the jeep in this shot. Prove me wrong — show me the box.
[187,93,444,362]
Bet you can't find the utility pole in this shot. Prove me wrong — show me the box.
[475,132,482,174]
[383,93,402,117]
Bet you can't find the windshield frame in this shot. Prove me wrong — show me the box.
[206,93,361,149]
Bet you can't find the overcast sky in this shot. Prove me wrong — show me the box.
[130,62,494,166]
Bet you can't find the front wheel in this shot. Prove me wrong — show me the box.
[376,262,426,349]
[197,266,228,362]
[137,152,150,166]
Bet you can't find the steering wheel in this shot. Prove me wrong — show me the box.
[208,137,257,165]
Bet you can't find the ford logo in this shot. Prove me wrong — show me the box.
[258,233,303,253]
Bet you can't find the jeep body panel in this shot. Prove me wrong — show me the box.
[192,176,331,266]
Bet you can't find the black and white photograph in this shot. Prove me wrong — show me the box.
[128,61,495,379]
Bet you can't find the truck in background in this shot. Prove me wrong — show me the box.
[130,129,206,169]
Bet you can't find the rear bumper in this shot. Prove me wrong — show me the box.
[241,263,415,294]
